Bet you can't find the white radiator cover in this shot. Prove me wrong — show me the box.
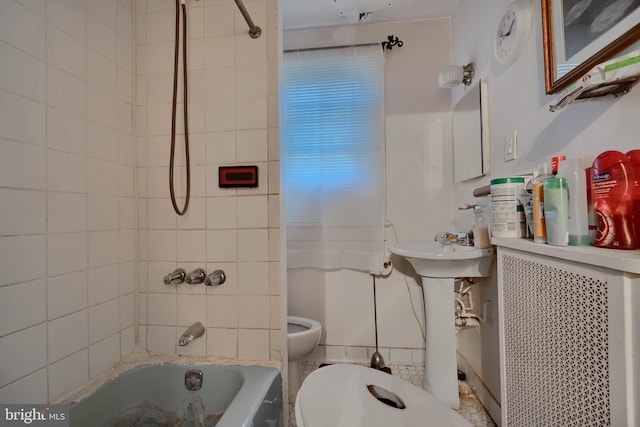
[497,247,638,426]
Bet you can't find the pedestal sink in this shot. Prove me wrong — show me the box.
[388,242,494,409]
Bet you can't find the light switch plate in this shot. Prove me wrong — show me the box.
[504,131,517,162]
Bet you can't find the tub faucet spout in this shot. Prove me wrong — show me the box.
[178,322,205,346]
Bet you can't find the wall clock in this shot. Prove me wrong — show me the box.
[494,0,533,66]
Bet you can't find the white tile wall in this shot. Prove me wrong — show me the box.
[0,370,48,405]
[3,100,46,149]
[0,325,47,386]
[48,25,86,79]
[47,108,87,155]
[88,265,120,305]
[0,139,46,189]
[48,351,88,402]
[0,41,46,101]
[47,272,88,320]
[48,310,89,363]
[206,328,237,358]
[238,329,270,360]
[0,0,135,403]
[0,280,46,336]
[207,295,238,328]
[88,300,120,344]
[0,0,280,404]
[0,1,46,59]
[0,189,46,236]
[89,334,121,378]
[237,196,268,228]
[1,236,46,285]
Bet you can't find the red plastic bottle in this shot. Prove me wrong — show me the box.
[626,150,640,247]
[591,150,637,249]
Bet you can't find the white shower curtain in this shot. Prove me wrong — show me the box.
[282,44,386,274]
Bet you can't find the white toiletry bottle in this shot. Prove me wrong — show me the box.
[557,158,589,245]
[543,177,569,246]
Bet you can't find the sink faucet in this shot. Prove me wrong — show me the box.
[178,322,205,347]
[434,232,457,245]
[434,231,474,246]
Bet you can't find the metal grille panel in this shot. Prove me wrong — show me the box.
[502,254,610,426]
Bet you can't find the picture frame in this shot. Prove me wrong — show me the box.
[542,0,640,94]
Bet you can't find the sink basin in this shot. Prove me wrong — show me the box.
[387,241,495,408]
[388,242,493,278]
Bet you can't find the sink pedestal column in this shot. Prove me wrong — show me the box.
[422,277,459,409]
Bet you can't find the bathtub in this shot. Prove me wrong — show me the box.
[69,364,281,427]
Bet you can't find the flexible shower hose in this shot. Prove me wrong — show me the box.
[170,0,190,215]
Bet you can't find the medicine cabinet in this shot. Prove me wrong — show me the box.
[453,80,490,183]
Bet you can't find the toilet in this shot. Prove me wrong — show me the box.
[287,316,322,398]
[295,364,471,427]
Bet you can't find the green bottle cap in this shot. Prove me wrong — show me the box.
[490,177,526,185]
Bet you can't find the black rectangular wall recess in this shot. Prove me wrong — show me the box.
[218,165,259,188]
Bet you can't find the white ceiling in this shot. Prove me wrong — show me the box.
[281,0,462,31]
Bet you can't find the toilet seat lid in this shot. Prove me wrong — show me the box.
[295,364,471,427]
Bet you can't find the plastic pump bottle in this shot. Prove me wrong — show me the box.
[532,163,553,243]
[543,177,569,246]
[557,158,589,245]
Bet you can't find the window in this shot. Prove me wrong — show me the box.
[282,44,386,273]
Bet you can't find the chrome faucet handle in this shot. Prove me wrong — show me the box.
[185,268,206,285]
[163,268,186,285]
[459,230,474,246]
[204,270,226,286]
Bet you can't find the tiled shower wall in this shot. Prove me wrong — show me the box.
[0,0,279,404]
[0,0,136,403]
[135,0,281,361]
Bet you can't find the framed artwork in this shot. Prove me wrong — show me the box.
[542,0,640,93]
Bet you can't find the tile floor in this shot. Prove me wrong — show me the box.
[289,361,496,427]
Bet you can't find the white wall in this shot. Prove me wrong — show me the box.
[0,0,135,403]
[285,1,640,416]
[451,0,640,414]
[284,19,457,364]
[136,0,281,362]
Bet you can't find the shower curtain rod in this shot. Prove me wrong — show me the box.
[284,43,380,54]
[284,36,403,53]
[234,0,262,38]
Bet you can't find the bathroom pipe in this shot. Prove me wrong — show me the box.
[454,277,491,326]
[234,0,262,38]
[386,220,426,342]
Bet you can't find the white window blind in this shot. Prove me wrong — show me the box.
[282,44,386,274]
